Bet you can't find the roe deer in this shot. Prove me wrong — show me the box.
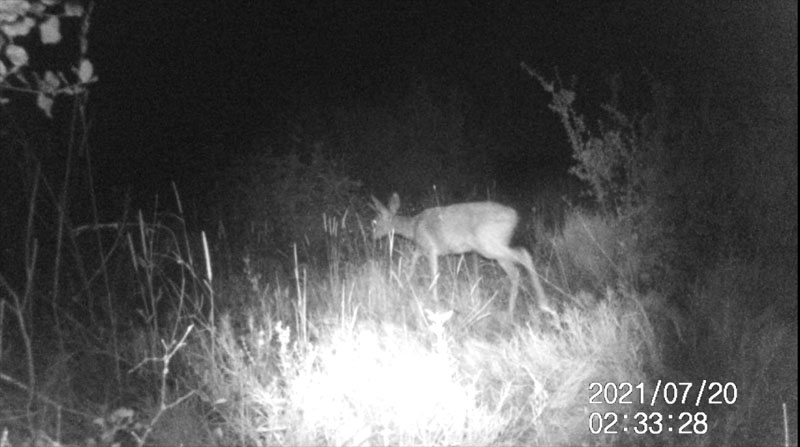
[371,193,550,317]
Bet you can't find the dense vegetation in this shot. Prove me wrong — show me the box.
[0,2,796,446]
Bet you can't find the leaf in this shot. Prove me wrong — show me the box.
[77,58,94,83]
[42,69,59,92]
[0,0,31,21]
[64,1,83,17]
[39,15,60,44]
[27,1,45,14]
[37,92,53,118]
[0,15,35,37]
[4,43,28,67]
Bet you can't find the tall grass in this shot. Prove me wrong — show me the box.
[181,204,663,446]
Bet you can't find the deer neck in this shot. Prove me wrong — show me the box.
[391,215,418,241]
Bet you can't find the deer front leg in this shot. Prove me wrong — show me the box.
[407,250,420,278]
[429,251,440,301]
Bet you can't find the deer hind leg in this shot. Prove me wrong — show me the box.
[496,258,521,315]
[514,248,555,316]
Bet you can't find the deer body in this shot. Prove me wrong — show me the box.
[371,193,548,317]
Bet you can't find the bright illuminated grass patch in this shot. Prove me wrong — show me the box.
[288,323,505,446]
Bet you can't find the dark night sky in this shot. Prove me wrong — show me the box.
[85,0,797,209]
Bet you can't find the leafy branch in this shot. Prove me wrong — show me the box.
[0,0,96,117]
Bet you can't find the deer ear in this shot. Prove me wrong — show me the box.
[388,193,400,213]
[370,195,384,211]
